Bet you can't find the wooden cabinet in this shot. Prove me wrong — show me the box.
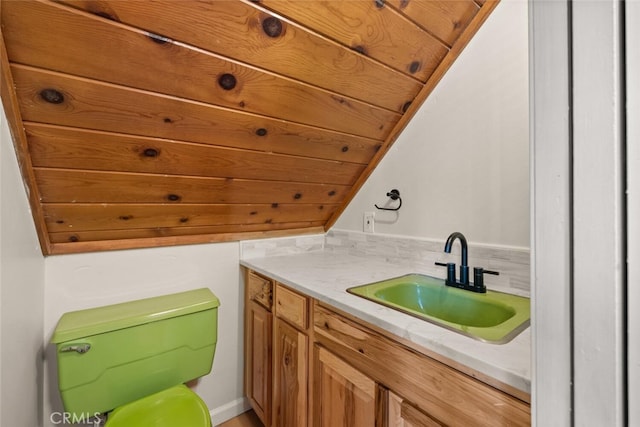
[247,270,273,309]
[246,301,272,425]
[245,271,273,427]
[388,392,444,427]
[243,268,531,427]
[314,305,530,427]
[273,318,308,427]
[313,345,376,427]
[272,283,311,427]
[275,284,309,331]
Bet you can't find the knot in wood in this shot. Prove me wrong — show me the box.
[352,45,368,55]
[218,73,237,90]
[40,89,64,104]
[262,16,283,38]
[143,148,159,157]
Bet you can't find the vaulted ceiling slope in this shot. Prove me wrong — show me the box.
[1,0,498,255]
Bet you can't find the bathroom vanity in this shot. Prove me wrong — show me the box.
[241,250,531,427]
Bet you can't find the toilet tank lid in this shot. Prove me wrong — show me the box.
[51,288,220,344]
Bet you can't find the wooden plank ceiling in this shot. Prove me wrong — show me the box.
[0,0,498,255]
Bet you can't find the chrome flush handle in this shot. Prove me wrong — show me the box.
[60,344,91,354]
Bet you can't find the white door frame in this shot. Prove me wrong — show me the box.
[627,2,639,426]
[571,2,625,425]
[530,0,627,425]
[529,1,572,424]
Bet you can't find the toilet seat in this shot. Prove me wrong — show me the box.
[105,384,211,427]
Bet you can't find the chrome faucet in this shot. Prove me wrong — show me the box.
[435,232,499,293]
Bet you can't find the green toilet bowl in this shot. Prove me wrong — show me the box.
[105,385,211,427]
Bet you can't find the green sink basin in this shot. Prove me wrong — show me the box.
[347,274,529,344]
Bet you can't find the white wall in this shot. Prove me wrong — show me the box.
[42,242,246,426]
[333,0,529,248]
[1,109,46,425]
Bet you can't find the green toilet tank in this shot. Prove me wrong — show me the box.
[51,288,219,417]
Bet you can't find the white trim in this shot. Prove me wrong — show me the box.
[626,2,640,426]
[529,1,572,424]
[572,2,626,425]
[209,397,251,426]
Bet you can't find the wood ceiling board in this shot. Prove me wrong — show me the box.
[27,126,365,186]
[3,1,401,134]
[387,0,480,47]
[47,225,326,254]
[257,0,449,81]
[57,0,422,112]
[43,203,338,232]
[48,221,326,244]
[14,67,384,160]
[34,169,350,205]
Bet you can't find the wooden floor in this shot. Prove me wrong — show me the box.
[217,410,263,427]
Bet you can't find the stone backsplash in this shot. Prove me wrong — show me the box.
[241,229,530,293]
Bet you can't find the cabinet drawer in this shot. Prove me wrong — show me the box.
[275,284,309,330]
[247,271,273,310]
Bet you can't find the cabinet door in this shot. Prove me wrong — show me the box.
[387,392,444,427]
[313,345,376,427]
[246,300,272,426]
[273,318,308,427]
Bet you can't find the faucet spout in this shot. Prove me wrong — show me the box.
[444,232,469,286]
[444,232,468,266]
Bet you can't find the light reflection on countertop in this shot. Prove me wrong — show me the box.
[240,250,531,395]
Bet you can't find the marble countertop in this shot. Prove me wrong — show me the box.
[240,251,531,395]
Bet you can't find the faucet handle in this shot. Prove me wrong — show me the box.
[435,262,456,285]
[472,267,499,292]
